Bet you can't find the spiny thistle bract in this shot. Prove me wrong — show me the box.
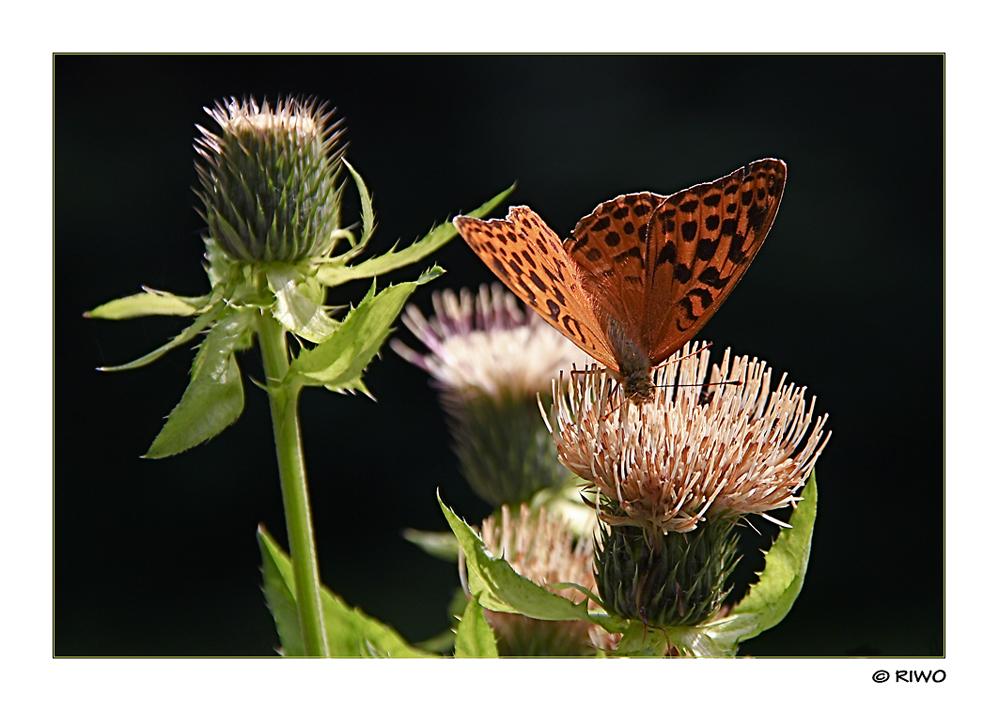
[594,517,740,628]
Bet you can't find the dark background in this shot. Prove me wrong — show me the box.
[55,55,943,656]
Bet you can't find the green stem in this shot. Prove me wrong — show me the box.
[257,311,330,657]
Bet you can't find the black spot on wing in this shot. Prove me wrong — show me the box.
[687,287,713,310]
[695,238,718,261]
[569,234,590,253]
[747,203,767,231]
[515,277,537,305]
[491,257,510,279]
[697,266,731,290]
[613,246,644,265]
[656,241,677,267]
[727,233,749,264]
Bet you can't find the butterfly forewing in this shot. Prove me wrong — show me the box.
[453,208,618,369]
[643,159,786,364]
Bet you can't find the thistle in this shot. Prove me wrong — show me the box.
[86,95,512,657]
[547,342,830,632]
[192,97,347,264]
[393,283,593,507]
[473,504,605,656]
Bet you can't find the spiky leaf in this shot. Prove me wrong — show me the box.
[454,594,499,658]
[317,185,514,287]
[438,492,592,623]
[343,159,376,252]
[267,264,339,342]
[84,287,204,320]
[144,310,253,458]
[697,472,819,652]
[285,267,442,390]
[96,291,232,372]
[257,526,432,657]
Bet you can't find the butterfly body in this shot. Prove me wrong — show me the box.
[454,159,786,401]
[605,314,655,400]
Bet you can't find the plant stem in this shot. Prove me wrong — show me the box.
[257,311,330,657]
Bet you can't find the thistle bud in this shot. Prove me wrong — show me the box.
[474,504,602,655]
[194,96,345,264]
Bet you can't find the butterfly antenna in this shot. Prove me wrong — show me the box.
[653,342,743,393]
[601,381,638,421]
[653,378,744,392]
[602,398,625,421]
[674,340,713,363]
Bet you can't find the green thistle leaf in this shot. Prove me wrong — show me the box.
[438,492,592,623]
[401,528,460,562]
[97,293,232,372]
[454,594,499,658]
[266,264,339,342]
[257,526,432,657]
[317,185,515,287]
[84,287,204,320]
[698,471,819,652]
[342,158,376,253]
[143,310,253,458]
[285,266,442,390]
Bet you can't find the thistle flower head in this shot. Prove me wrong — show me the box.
[473,504,603,655]
[194,96,345,264]
[548,342,830,539]
[393,283,590,401]
[479,503,595,603]
[392,284,592,505]
[547,342,829,628]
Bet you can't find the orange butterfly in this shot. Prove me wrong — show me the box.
[453,159,787,401]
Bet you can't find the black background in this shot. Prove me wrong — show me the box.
[55,55,943,656]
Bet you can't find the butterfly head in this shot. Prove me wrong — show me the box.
[622,370,656,402]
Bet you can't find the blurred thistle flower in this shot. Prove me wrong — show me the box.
[471,503,609,655]
[194,96,346,264]
[546,342,830,628]
[392,284,592,506]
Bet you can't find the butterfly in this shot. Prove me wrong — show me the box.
[453,158,786,401]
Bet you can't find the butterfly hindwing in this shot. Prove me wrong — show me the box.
[565,192,666,339]
[453,208,617,368]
